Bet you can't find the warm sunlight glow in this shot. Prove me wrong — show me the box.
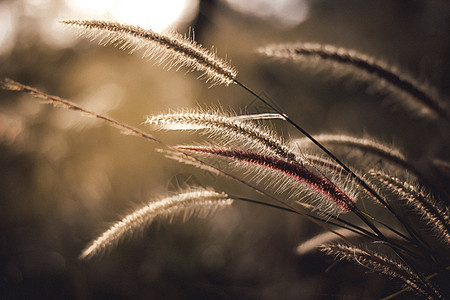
[223,0,309,28]
[64,0,199,31]
[0,2,15,55]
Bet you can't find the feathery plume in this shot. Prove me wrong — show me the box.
[146,110,300,163]
[297,135,438,198]
[80,189,233,260]
[259,43,448,121]
[0,78,159,141]
[292,134,421,181]
[61,19,238,86]
[293,134,407,167]
[370,170,450,246]
[321,243,431,298]
[178,146,357,215]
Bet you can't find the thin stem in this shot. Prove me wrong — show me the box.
[234,79,429,246]
[369,216,412,243]
[234,78,442,298]
[235,196,373,239]
[235,197,423,260]
[234,80,385,211]
[382,266,450,300]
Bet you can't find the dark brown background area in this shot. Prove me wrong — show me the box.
[1,0,450,299]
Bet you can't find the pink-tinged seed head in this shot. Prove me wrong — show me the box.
[179,146,357,213]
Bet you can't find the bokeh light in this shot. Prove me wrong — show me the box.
[223,0,309,28]
[1,1,450,299]
[0,2,16,56]
[0,0,200,54]
[64,0,200,31]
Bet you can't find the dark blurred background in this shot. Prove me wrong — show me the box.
[1,0,450,299]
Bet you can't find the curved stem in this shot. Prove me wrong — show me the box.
[234,78,443,298]
[234,79,432,247]
[382,266,450,300]
[234,197,423,260]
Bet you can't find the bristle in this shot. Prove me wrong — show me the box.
[61,19,238,86]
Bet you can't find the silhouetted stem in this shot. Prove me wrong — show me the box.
[234,79,428,241]
[234,78,443,297]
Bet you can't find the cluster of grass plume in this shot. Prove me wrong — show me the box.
[1,17,449,299]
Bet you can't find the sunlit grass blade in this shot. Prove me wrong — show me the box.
[259,43,448,121]
[61,19,238,86]
[80,189,233,260]
[178,146,358,216]
[146,110,300,163]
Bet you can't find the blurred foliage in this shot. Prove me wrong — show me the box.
[1,0,450,299]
